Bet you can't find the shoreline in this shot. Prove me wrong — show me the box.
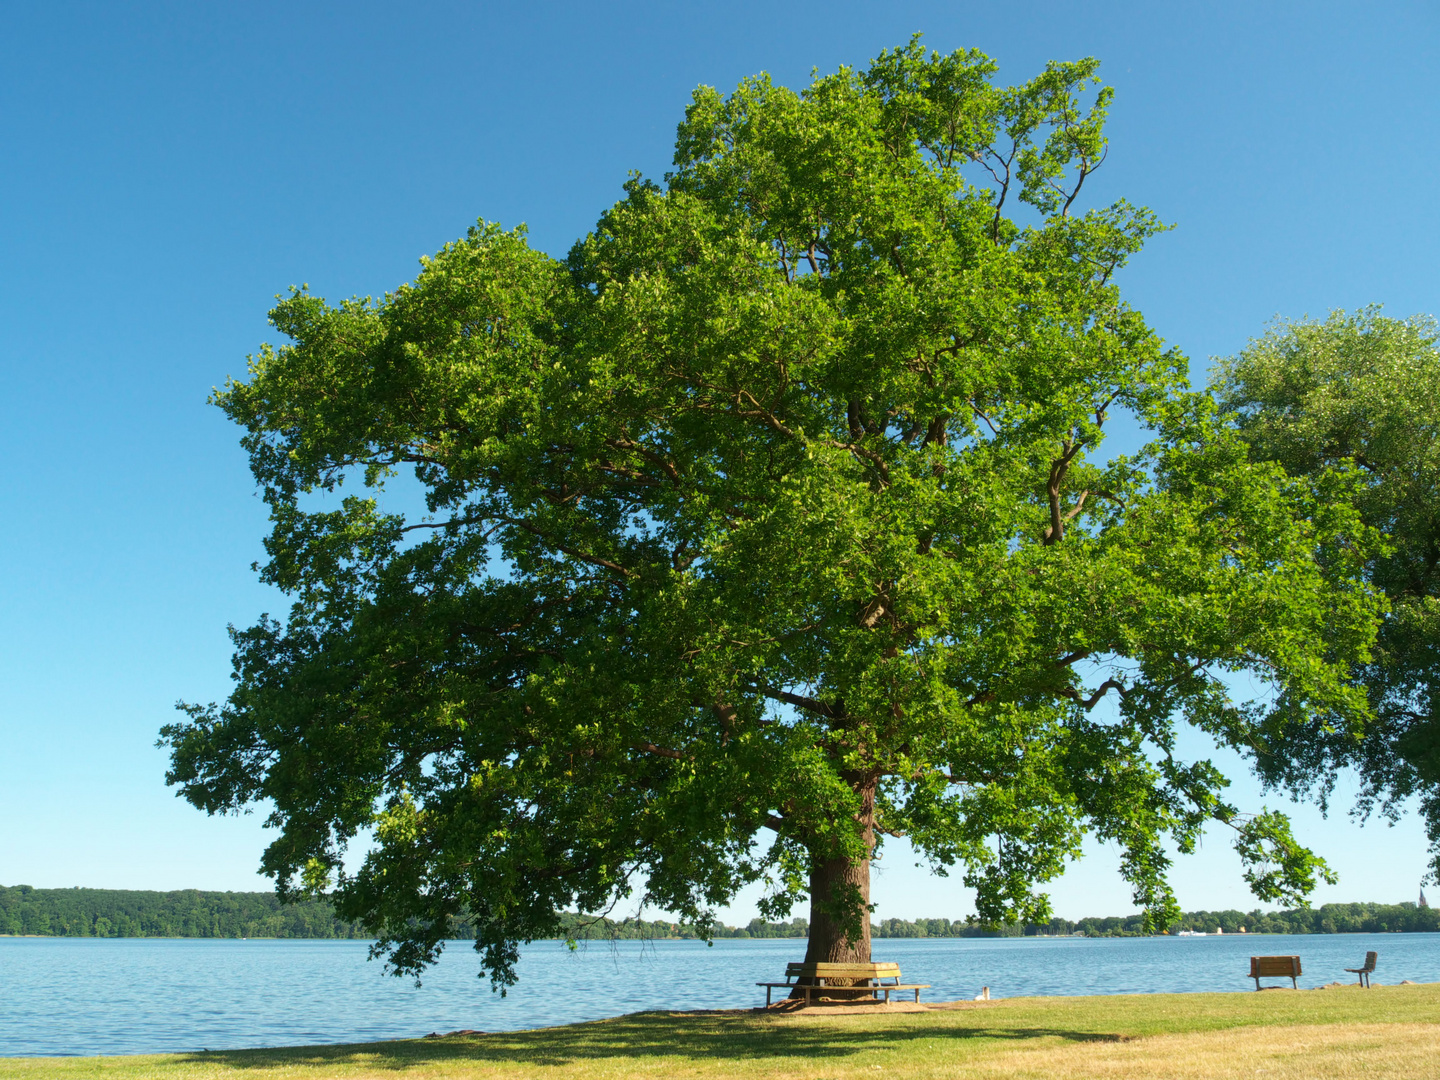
[5,928,1440,942]
[2,984,1438,1075]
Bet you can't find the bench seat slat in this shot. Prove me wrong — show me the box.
[757,982,931,989]
[1249,956,1301,976]
[785,966,901,977]
[785,962,901,969]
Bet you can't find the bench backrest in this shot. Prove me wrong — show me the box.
[1249,955,1301,977]
[1361,951,1377,972]
[785,962,901,980]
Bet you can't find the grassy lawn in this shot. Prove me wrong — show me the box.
[4,984,1438,1080]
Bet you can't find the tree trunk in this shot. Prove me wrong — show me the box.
[790,778,875,1000]
[802,849,873,962]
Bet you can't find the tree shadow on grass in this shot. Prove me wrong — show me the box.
[176,1009,1125,1072]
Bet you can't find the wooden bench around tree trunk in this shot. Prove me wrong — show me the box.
[1249,955,1302,990]
[756,962,930,1006]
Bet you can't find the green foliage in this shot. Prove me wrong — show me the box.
[0,885,363,939]
[164,39,1381,988]
[1213,308,1440,876]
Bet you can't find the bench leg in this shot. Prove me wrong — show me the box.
[1254,978,1261,991]
[914,988,920,1003]
[766,986,772,1007]
[1291,976,1297,990]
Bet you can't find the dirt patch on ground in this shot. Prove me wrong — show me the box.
[756,998,985,1016]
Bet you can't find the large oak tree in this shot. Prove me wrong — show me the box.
[165,41,1380,988]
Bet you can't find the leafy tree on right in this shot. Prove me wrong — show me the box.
[1214,308,1440,879]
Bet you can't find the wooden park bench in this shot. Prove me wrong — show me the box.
[1344,950,1378,988]
[1249,955,1302,990]
[757,962,930,1006]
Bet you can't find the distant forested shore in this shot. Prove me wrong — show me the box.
[2,884,1436,940]
[0,885,364,939]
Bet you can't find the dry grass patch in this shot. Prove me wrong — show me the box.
[957,1022,1440,1080]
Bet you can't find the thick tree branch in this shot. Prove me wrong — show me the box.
[605,436,682,484]
[750,683,843,719]
[1042,438,1085,545]
[1058,678,1128,710]
[509,519,636,580]
[631,741,685,760]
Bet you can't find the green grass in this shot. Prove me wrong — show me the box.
[3,984,1438,1080]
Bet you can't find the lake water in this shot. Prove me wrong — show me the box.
[3,933,1439,1057]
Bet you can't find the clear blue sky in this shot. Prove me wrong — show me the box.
[1,0,1436,923]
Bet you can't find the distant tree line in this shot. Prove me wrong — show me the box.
[0,885,365,939]
[558,914,811,940]
[1123,902,1440,937]
[3,885,1435,939]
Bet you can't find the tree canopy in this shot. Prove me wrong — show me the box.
[1214,307,1440,878]
[164,39,1381,989]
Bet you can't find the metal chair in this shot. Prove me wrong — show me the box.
[1343,950,1377,988]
